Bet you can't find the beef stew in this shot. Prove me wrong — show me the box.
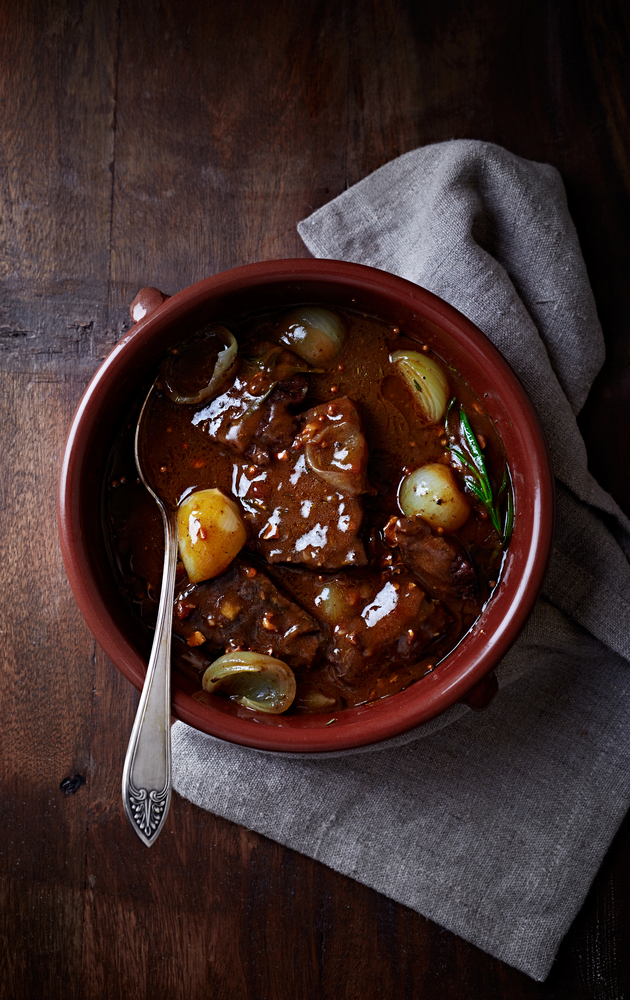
[105,305,512,715]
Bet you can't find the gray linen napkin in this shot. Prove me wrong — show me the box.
[172,140,630,980]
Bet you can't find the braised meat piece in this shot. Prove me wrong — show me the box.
[233,452,368,569]
[250,379,308,459]
[192,344,309,464]
[383,515,477,602]
[172,558,322,672]
[270,566,453,691]
[230,396,370,570]
[326,579,452,688]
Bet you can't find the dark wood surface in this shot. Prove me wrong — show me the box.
[2,1,630,996]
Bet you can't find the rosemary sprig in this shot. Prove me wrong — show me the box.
[447,405,512,541]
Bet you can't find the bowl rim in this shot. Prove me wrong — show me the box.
[58,258,555,752]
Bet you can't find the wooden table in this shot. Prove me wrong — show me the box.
[3,2,630,996]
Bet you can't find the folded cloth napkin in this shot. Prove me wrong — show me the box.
[172,140,630,980]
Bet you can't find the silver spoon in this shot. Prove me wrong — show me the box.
[121,383,177,847]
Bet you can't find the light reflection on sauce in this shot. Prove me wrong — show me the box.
[289,454,307,485]
[337,501,350,532]
[261,506,283,540]
[295,523,329,553]
[232,464,267,498]
[361,582,399,628]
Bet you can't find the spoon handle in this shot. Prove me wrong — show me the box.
[122,505,178,847]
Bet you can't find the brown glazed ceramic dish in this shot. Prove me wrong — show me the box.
[58,259,554,753]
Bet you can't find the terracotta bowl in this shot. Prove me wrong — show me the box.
[58,259,554,753]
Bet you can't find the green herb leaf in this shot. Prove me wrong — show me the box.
[448,405,511,542]
[449,445,477,476]
[460,409,492,504]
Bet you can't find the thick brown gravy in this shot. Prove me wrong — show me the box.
[105,307,510,714]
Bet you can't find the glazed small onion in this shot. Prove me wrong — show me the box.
[390,350,448,424]
[399,463,470,532]
[276,307,347,365]
[178,488,247,583]
[161,325,238,404]
[202,651,296,713]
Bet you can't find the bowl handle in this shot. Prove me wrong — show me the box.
[463,670,498,711]
[129,286,170,324]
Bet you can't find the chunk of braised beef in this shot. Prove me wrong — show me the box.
[230,395,370,569]
[326,579,452,689]
[270,566,453,692]
[192,350,309,463]
[383,515,477,602]
[172,558,322,673]
[233,451,368,569]
[243,376,309,464]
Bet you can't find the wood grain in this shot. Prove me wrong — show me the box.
[1,0,630,997]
